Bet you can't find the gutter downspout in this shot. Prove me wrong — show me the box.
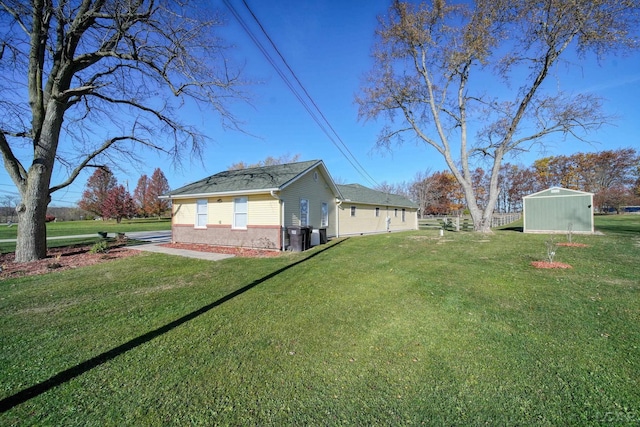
[335,199,342,238]
[270,190,285,250]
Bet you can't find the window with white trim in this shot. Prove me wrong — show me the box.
[321,202,329,227]
[196,199,207,228]
[402,208,406,222]
[300,198,309,226]
[233,197,248,229]
[375,207,380,217]
[350,206,356,217]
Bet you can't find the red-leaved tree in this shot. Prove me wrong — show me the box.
[133,175,150,217]
[102,185,136,224]
[147,169,171,218]
[78,169,117,219]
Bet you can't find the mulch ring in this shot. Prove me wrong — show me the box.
[0,244,138,279]
[159,243,282,258]
[531,261,573,269]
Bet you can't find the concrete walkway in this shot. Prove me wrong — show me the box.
[127,243,235,261]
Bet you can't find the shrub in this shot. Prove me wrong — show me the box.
[89,240,109,254]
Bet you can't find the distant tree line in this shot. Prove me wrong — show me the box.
[78,168,171,222]
[375,149,640,216]
[0,203,86,224]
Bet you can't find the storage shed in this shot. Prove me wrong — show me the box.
[523,187,594,233]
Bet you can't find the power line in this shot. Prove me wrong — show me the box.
[223,0,379,188]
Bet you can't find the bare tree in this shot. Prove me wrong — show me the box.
[408,169,443,217]
[1,194,20,223]
[227,154,301,170]
[374,181,411,198]
[357,0,638,232]
[0,0,247,262]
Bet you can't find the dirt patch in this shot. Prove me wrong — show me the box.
[531,261,573,269]
[557,242,589,247]
[159,243,282,258]
[0,244,139,279]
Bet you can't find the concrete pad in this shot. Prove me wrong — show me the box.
[128,244,235,261]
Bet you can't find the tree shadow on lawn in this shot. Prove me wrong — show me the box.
[0,239,347,413]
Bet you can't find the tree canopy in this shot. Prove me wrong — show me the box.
[0,0,247,261]
[357,0,639,232]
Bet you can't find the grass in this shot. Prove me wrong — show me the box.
[1,215,639,425]
[0,218,170,253]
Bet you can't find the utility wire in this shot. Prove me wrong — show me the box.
[239,0,379,187]
[223,0,379,188]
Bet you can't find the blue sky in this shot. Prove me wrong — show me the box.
[2,0,639,207]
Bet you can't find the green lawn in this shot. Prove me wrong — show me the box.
[0,218,171,253]
[1,216,639,425]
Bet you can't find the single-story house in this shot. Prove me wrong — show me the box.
[336,183,418,236]
[161,160,418,250]
[523,187,594,233]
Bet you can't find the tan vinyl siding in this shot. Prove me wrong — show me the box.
[338,203,418,235]
[172,198,197,225]
[280,166,337,237]
[248,194,281,226]
[172,195,279,227]
[210,197,234,226]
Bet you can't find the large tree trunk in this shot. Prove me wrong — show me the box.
[461,177,499,234]
[13,98,62,263]
[14,164,51,262]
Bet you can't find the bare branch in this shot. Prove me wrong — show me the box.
[0,131,27,194]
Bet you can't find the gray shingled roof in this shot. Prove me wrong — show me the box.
[163,161,416,209]
[164,160,323,197]
[337,184,417,208]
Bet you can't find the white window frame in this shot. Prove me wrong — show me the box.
[300,198,309,226]
[375,207,380,217]
[350,206,356,217]
[196,199,207,228]
[233,197,248,229]
[402,208,406,222]
[321,202,329,227]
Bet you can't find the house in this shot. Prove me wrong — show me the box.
[523,187,594,233]
[336,184,418,236]
[161,160,419,250]
[161,160,340,250]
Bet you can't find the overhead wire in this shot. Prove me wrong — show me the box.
[223,0,379,188]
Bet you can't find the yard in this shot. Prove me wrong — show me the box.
[0,217,170,241]
[1,216,639,425]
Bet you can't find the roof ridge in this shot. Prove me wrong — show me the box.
[228,159,320,173]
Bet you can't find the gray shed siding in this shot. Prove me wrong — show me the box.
[523,187,594,233]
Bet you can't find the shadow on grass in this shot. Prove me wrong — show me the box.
[0,239,347,412]
[499,226,524,232]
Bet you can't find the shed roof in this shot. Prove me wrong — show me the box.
[163,160,340,198]
[337,184,417,208]
[524,187,594,199]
